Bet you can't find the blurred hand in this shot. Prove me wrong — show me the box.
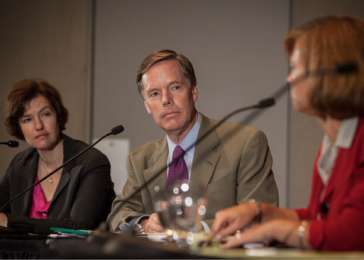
[141,213,164,233]
[0,213,8,227]
[221,219,300,249]
[212,203,258,239]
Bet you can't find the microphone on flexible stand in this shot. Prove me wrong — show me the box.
[101,61,359,234]
[0,124,125,215]
[290,61,358,87]
[264,61,359,106]
[0,140,19,148]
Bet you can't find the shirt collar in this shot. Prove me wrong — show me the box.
[166,113,201,153]
[322,117,358,149]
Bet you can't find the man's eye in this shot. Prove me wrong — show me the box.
[149,91,160,98]
[170,85,181,91]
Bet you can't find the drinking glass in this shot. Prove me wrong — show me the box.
[154,180,207,245]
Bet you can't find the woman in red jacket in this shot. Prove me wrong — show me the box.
[212,16,364,251]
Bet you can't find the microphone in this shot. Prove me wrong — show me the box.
[257,98,275,108]
[110,125,125,135]
[335,62,358,74]
[257,61,360,114]
[0,140,19,148]
[105,61,358,231]
[0,124,124,213]
[290,61,359,87]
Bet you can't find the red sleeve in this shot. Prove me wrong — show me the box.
[294,149,322,221]
[295,208,311,219]
[308,168,364,251]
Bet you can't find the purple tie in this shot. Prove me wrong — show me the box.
[167,145,188,188]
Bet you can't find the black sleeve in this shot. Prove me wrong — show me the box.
[0,156,18,214]
[66,154,115,228]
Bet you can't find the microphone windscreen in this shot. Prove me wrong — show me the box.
[8,140,19,147]
[335,62,358,74]
[257,98,275,108]
[110,125,125,135]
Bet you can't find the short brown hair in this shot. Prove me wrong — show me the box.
[5,79,69,140]
[285,16,364,119]
[136,49,197,95]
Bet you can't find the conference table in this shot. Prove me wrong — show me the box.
[1,231,364,259]
[198,246,364,259]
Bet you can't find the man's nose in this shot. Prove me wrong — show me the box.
[161,89,173,106]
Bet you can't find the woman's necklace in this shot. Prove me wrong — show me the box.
[39,162,54,183]
[38,160,61,184]
[37,140,64,185]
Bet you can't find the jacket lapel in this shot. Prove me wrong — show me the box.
[321,148,356,203]
[49,135,73,207]
[51,168,71,204]
[142,115,222,199]
[143,139,168,197]
[190,115,221,197]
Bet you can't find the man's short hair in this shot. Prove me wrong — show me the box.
[136,49,197,95]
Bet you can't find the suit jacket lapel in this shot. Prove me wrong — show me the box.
[321,149,354,203]
[51,168,71,204]
[142,115,222,199]
[50,135,73,206]
[143,139,168,197]
[190,115,221,196]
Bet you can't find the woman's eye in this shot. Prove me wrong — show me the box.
[20,117,32,124]
[42,111,52,116]
[40,109,54,118]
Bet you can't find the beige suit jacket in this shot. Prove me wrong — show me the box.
[108,114,278,231]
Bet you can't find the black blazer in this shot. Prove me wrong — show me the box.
[0,135,115,230]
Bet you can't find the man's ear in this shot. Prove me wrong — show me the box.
[192,85,198,102]
[144,101,151,114]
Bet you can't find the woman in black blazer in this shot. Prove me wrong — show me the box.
[0,79,115,231]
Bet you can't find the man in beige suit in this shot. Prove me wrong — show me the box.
[108,49,278,233]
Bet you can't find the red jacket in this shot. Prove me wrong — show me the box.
[296,118,364,251]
